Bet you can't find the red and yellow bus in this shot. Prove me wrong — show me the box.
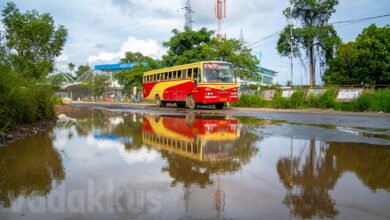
[142,115,240,161]
[142,61,238,109]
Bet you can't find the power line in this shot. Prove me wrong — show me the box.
[247,13,390,48]
[330,13,390,25]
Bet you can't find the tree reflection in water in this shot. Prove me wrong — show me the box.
[277,139,390,219]
[0,129,65,207]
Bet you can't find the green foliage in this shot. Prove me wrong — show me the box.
[162,28,214,66]
[84,75,110,97]
[67,62,75,73]
[120,51,154,64]
[234,88,390,112]
[277,0,340,87]
[115,52,160,93]
[230,94,265,108]
[0,32,9,65]
[0,65,55,129]
[1,2,67,79]
[324,24,390,85]
[353,89,390,112]
[115,65,153,93]
[162,28,259,79]
[201,38,259,79]
[75,64,91,78]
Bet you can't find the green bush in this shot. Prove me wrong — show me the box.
[353,88,390,112]
[318,88,337,109]
[0,65,55,129]
[231,94,265,108]
[233,87,390,113]
[289,89,305,108]
[270,93,289,109]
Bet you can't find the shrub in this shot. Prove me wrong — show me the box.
[231,94,265,108]
[0,65,56,129]
[318,88,337,109]
[354,88,390,112]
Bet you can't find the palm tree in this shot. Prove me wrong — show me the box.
[67,62,75,75]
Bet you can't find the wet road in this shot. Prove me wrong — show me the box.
[0,106,389,219]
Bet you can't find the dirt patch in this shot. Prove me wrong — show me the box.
[0,120,55,146]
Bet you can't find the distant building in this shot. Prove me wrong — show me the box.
[237,66,277,87]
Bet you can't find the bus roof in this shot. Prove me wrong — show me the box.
[143,61,232,76]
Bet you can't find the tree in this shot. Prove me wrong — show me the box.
[277,0,340,87]
[84,74,110,97]
[200,38,259,79]
[1,2,67,79]
[323,24,390,85]
[162,28,259,79]
[67,62,75,75]
[0,31,9,65]
[120,51,154,64]
[75,64,91,79]
[162,28,214,66]
[115,51,158,93]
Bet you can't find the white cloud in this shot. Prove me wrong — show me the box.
[7,0,389,85]
[87,134,159,165]
[56,53,68,62]
[87,36,166,63]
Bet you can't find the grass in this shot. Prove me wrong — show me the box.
[0,65,56,130]
[233,87,390,113]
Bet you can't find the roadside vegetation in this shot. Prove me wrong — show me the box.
[231,88,390,113]
[0,2,67,130]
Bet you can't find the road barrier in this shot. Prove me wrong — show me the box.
[239,86,372,102]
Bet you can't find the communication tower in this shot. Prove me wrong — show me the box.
[215,0,227,39]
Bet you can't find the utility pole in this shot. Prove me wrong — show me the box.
[289,5,294,86]
[184,0,194,30]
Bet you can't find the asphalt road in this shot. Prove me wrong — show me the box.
[68,102,390,130]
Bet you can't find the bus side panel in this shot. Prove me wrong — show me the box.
[143,82,158,100]
[162,80,195,102]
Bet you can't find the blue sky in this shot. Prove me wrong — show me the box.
[0,0,389,85]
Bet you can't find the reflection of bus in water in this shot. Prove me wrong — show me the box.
[142,115,240,161]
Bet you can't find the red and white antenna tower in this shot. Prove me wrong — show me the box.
[215,0,227,39]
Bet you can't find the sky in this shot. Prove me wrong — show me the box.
[0,0,389,85]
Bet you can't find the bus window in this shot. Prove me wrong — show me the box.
[153,74,156,81]
[164,72,168,80]
[182,69,187,78]
[187,68,192,79]
[177,70,182,79]
[173,71,176,79]
[194,68,199,81]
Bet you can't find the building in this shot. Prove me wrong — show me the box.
[237,66,278,88]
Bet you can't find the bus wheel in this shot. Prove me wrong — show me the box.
[155,95,165,107]
[215,103,225,110]
[177,102,186,108]
[186,95,196,110]
[185,112,195,127]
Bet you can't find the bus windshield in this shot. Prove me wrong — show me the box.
[203,63,236,83]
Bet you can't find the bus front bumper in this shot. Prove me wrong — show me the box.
[199,95,238,104]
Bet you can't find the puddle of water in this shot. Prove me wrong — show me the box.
[0,109,389,220]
